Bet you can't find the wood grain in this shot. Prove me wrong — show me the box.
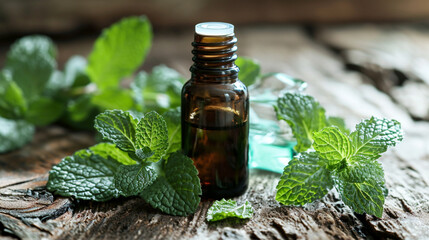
[1,26,429,239]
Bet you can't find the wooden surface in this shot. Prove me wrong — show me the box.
[1,25,429,239]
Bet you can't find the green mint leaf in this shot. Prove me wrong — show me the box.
[114,164,156,197]
[24,97,64,126]
[89,143,136,165]
[86,16,152,90]
[206,199,253,222]
[92,88,134,111]
[5,35,56,101]
[141,152,201,216]
[350,117,403,161]
[275,92,327,152]
[313,127,352,166]
[163,108,181,157]
[135,111,168,162]
[0,71,27,119]
[327,116,349,134]
[334,159,386,217]
[47,149,121,201]
[236,57,260,86]
[94,110,138,152]
[0,118,34,153]
[276,151,334,205]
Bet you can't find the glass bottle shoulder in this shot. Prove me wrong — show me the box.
[181,79,248,101]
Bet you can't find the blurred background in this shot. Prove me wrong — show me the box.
[2,0,429,66]
[1,0,429,121]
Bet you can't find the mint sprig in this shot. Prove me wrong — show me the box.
[47,109,201,216]
[206,199,254,222]
[275,92,403,217]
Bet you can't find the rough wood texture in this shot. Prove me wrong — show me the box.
[316,25,429,121]
[2,0,429,35]
[1,26,429,239]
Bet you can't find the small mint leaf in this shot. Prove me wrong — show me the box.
[135,111,168,162]
[275,92,327,152]
[313,127,352,166]
[87,16,152,89]
[334,159,386,217]
[275,151,333,205]
[47,149,121,201]
[141,152,201,216]
[207,199,253,222]
[6,35,56,101]
[114,164,156,197]
[350,117,403,162]
[94,110,138,152]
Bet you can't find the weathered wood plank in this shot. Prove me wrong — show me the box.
[1,26,429,240]
[316,25,429,120]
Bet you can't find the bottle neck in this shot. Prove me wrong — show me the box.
[190,33,239,82]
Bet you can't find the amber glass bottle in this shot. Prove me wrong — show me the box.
[181,22,249,199]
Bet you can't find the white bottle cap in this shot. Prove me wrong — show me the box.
[195,22,234,36]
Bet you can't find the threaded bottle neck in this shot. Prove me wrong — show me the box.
[190,33,239,82]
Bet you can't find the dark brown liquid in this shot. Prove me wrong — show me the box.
[182,109,249,199]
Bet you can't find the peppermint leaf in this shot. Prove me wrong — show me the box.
[350,117,403,161]
[313,127,352,166]
[114,164,156,197]
[94,110,138,152]
[5,35,56,101]
[47,149,121,201]
[141,152,201,216]
[334,159,386,217]
[86,16,152,89]
[135,111,168,162]
[275,151,334,205]
[207,199,253,222]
